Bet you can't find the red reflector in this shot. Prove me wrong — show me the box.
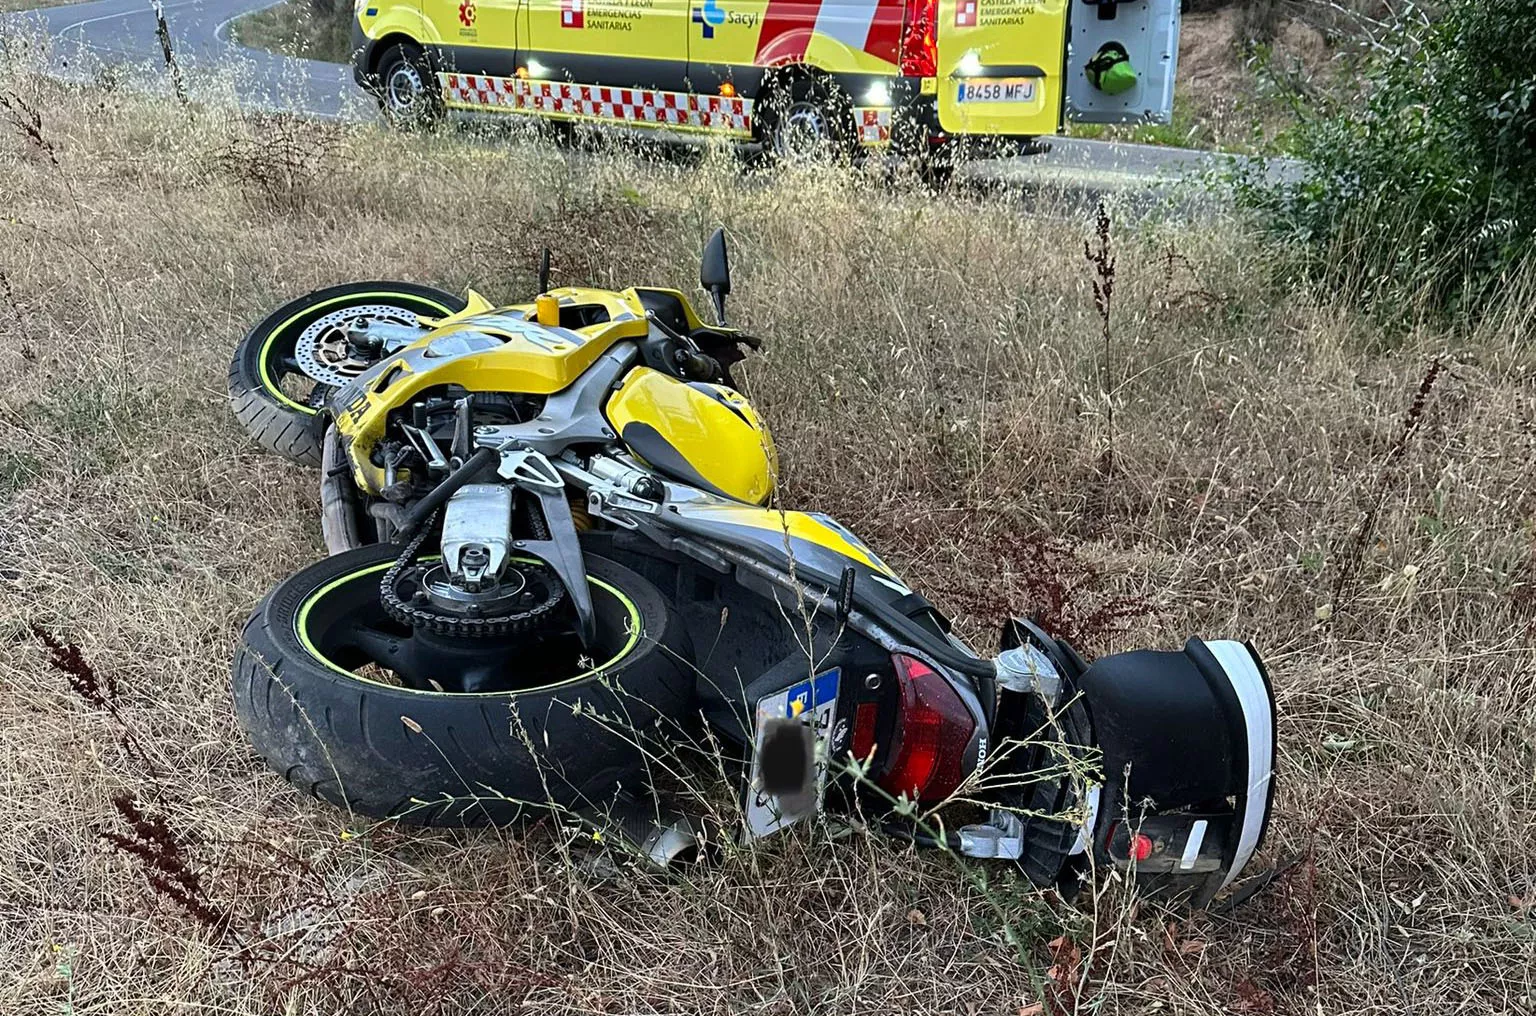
[877,655,975,802]
[1131,833,1155,862]
[851,701,879,763]
[899,0,937,78]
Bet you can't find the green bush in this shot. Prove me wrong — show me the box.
[1239,0,1536,319]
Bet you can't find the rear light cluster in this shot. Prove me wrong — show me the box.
[850,701,880,764]
[876,654,975,803]
[899,0,937,79]
[1106,822,1157,863]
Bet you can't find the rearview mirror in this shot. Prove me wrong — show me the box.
[701,227,730,325]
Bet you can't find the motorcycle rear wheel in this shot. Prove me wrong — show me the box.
[228,282,466,467]
[230,543,695,824]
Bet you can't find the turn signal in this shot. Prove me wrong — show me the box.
[877,655,974,802]
[719,82,737,98]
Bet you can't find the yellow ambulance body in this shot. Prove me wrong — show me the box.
[352,0,1180,155]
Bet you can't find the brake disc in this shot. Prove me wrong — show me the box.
[293,304,423,387]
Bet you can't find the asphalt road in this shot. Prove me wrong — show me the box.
[11,0,367,118]
[6,0,1255,189]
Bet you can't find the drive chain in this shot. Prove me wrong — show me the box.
[378,511,567,638]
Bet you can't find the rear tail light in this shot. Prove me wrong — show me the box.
[899,0,937,79]
[1107,822,1159,863]
[877,654,975,802]
[851,701,879,764]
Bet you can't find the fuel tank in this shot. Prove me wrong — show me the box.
[604,367,778,505]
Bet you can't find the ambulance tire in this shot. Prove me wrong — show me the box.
[375,43,442,129]
[757,75,855,167]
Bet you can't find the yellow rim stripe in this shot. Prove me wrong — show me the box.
[293,556,643,696]
[255,291,456,414]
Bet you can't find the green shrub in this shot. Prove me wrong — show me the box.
[1238,0,1536,319]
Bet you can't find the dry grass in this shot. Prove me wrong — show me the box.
[1,39,1534,1016]
[228,0,356,64]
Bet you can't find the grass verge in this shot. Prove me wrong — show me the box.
[228,0,355,64]
[1,40,1534,1016]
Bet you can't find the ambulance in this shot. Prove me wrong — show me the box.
[351,0,1180,163]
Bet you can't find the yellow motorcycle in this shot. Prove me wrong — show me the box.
[229,232,1277,907]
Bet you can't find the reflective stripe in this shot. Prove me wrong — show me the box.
[441,75,753,136]
[1179,818,1208,870]
[853,106,892,145]
[1205,640,1275,889]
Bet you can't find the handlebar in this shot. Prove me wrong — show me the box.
[673,348,724,382]
[698,327,763,350]
[646,310,695,349]
[646,311,763,352]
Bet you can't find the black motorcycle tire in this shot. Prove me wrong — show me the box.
[231,544,695,825]
[228,282,466,467]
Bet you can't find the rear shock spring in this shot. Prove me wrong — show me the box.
[569,495,593,532]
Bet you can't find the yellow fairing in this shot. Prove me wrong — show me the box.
[335,288,648,492]
[606,368,778,506]
[675,501,895,576]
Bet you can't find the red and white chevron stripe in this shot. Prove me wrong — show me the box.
[439,75,754,136]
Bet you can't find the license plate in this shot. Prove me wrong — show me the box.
[743,669,840,839]
[956,78,1037,103]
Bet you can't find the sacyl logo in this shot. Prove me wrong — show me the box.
[692,0,725,38]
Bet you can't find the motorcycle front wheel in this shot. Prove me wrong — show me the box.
[227,282,466,467]
[230,544,695,824]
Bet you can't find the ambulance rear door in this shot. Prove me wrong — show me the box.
[1063,0,1180,125]
[934,0,1069,138]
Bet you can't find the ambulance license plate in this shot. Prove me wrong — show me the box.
[956,78,1037,103]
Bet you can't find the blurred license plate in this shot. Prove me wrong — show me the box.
[957,78,1037,103]
[743,669,840,840]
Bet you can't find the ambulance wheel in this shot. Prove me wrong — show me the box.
[376,43,441,129]
[757,76,854,166]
